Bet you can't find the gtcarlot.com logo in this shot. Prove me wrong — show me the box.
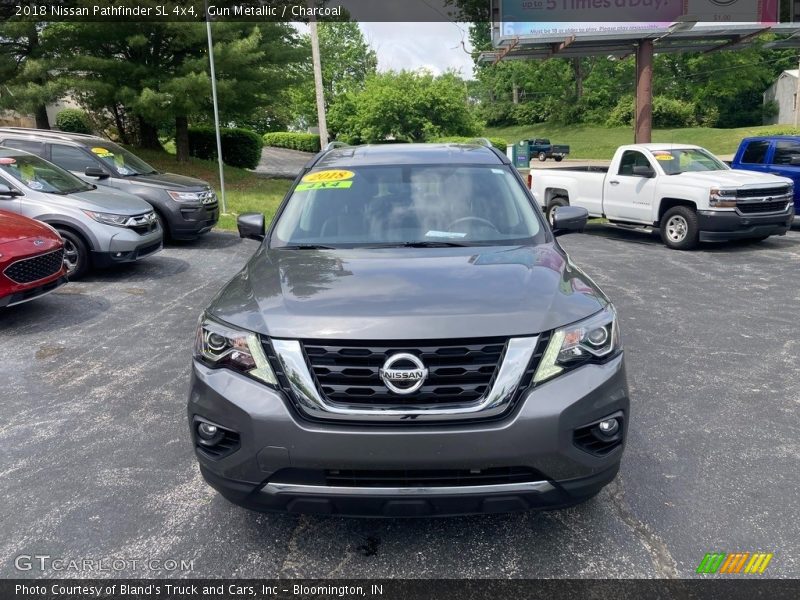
[14,554,195,573]
[696,552,773,574]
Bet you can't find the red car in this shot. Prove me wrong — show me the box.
[0,210,68,308]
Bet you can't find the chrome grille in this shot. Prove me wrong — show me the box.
[303,339,506,406]
[4,249,64,284]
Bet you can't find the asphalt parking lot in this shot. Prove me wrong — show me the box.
[1,224,799,579]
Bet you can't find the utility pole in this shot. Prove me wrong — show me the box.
[309,16,329,147]
[634,40,653,144]
[205,1,226,213]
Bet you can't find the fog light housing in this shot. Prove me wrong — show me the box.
[196,421,223,446]
[598,418,619,437]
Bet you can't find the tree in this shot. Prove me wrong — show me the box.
[329,70,480,143]
[49,17,303,159]
[290,21,377,129]
[0,22,64,128]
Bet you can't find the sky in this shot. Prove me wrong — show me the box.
[358,23,476,80]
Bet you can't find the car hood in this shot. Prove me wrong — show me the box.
[208,245,609,340]
[672,170,793,188]
[0,209,60,244]
[123,171,210,191]
[69,186,154,214]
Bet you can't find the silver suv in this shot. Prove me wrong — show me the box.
[0,147,162,278]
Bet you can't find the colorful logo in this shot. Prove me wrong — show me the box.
[696,552,773,574]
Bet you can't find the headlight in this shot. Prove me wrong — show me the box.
[533,305,621,384]
[194,315,277,386]
[168,190,205,202]
[83,210,130,227]
[709,188,737,208]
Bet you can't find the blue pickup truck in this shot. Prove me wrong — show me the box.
[732,136,800,216]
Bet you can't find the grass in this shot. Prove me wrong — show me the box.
[483,124,797,159]
[131,148,292,231]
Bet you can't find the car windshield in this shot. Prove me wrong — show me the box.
[0,149,93,194]
[650,148,728,175]
[87,141,158,176]
[272,164,545,247]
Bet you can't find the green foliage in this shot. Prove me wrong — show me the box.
[288,21,377,129]
[606,96,700,128]
[431,136,508,151]
[188,127,263,169]
[329,70,481,143]
[262,132,321,153]
[758,125,800,136]
[55,108,92,134]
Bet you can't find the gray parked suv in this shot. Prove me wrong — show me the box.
[0,128,219,240]
[0,147,162,278]
[188,142,629,516]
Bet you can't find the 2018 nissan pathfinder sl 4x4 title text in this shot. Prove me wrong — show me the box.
[188,142,630,517]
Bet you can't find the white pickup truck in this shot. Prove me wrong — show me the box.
[529,143,795,249]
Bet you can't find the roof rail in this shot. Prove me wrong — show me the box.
[0,126,98,141]
[470,138,494,148]
[323,141,350,152]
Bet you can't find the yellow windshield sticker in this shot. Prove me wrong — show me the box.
[91,147,114,158]
[302,170,355,183]
[653,153,674,161]
[296,181,353,191]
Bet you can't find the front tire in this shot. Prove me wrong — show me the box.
[554,156,564,162]
[57,228,90,279]
[660,206,699,250]
[538,151,547,162]
[546,196,569,225]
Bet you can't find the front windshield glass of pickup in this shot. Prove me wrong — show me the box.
[272,165,544,247]
[650,148,728,175]
[88,142,157,176]
[0,150,93,194]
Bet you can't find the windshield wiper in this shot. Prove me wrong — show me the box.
[277,244,337,250]
[400,241,469,247]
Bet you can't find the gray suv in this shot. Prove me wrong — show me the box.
[188,142,629,516]
[0,128,219,240]
[0,147,162,278]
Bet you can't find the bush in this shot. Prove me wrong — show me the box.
[188,127,263,169]
[606,96,698,128]
[430,136,508,151]
[262,132,321,153]
[56,109,92,134]
[758,125,800,136]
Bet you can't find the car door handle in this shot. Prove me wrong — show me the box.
[609,180,620,186]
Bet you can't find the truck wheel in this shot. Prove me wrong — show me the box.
[538,152,548,162]
[554,156,563,162]
[57,228,90,279]
[546,197,569,225]
[660,206,699,250]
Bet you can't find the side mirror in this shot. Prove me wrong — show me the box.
[552,205,588,237]
[0,183,20,197]
[85,166,110,179]
[632,165,655,178]
[789,156,800,166]
[237,212,266,241]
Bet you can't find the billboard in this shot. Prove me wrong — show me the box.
[497,0,779,38]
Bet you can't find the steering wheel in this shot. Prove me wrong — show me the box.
[447,216,499,232]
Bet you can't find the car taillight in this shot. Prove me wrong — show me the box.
[527,172,533,188]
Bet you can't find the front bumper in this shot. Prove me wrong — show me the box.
[187,354,629,516]
[91,228,163,267]
[697,208,794,241]
[164,201,219,240]
[0,275,68,308]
